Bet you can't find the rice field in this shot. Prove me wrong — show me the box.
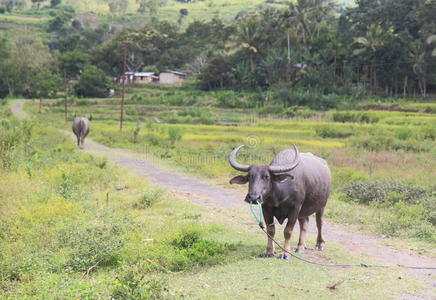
[27,86,436,188]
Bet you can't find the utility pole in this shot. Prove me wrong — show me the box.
[64,70,68,123]
[285,32,291,82]
[120,44,127,131]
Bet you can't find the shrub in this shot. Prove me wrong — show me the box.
[167,127,183,145]
[134,189,163,209]
[74,66,112,98]
[352,135,394,151]
[340,179,428,205]
[170,228,232,266]
[331,111,379,123]
[216,91,257,108]
[270,87,339,110]
[282,106,318,118]
[178,107,211,118]
[333,167,368,188]
[315,125,353,138]
[256,104,284,115]
[111,264,175,300]
[60,222,125,272]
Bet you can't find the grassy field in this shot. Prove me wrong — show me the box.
[1,99,430,299]
[24,84,436,248]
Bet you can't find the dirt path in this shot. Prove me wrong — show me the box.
[11,100,435,299]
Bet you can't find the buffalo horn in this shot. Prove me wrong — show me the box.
[228,145,250,172]
[269,144,300,173]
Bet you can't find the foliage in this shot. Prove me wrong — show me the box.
[111,265,174,300]
[134,189,163,209]
[315,125,353,138]
[74,65,112,97]
[340,180,428,205]
[60,221,126,272]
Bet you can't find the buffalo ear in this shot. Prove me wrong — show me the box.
[230,175,248,185]
[273,173,293,183]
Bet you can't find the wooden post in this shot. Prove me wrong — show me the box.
[64,70,68,123]
[120,45,127,131]
[285,32,291,82]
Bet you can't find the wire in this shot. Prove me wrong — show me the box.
[257,222,436,270]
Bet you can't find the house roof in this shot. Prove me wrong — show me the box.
[125,72,155,77]
[162,70,187,76]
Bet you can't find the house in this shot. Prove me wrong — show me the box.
[159,70,187,84]
[123,72,158,85]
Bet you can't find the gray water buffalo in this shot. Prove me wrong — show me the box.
[229,144,331,259]
[72,117,90,149]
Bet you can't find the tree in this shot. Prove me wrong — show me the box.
[136,0,165,24]
[352,24,391,93]
[409,40,427,96]
[105,0,128,17]
[0,36,10,98]
[31,0,45,9]
[427,35,436,57]
[3,31,53,97]
[199,54,232,90]
[59,50,91,79]
[0,0,25,12]
[74,66,112,98]
[47,5,75,32]
[178,8,188,27]
[27,70,61,113]
[50,0,61,7]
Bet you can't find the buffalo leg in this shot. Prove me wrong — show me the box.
[263,209,275,257]
[296,216,309,253]
[315,208,325,251]
[280,211,299,259]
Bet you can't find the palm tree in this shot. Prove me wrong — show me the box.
[409,40,427,96]
[352,24,388,93]
[285,0,336,45]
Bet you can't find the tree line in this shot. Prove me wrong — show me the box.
[0,0,435,103]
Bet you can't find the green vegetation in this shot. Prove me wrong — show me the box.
[3,102,429,298]
[1,0,435,103]
[0,107,240,297]
[26,84,436,245]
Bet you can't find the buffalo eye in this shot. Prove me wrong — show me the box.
[263,175,270,180]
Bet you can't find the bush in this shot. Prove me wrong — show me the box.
[216,91,257,108]
[167,127,184,145]
[74,66,112,98]
[111,264,174,300]
[315,125,353,138]
[340,179,428,205]
[134,189,163,209]
[170,228,232,266]
[282,106,317,118]
[60,222,126,272]
[270,86,339,110]
[331,111,379,123]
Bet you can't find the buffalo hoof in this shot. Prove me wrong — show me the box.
[315,245,325,251]
[260,253,275,258]
[278,254,291,260]
[294,248,305,254]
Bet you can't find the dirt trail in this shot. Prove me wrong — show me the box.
[11,100,436,299]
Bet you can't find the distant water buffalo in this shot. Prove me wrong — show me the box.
[72,117,90,149]
[228,144,331,259]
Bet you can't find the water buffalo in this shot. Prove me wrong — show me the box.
[72,117,90,149]
[228,144,331,259]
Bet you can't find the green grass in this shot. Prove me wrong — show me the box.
[3,108,427,299]
[24,89,436,247]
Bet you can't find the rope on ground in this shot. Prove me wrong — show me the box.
[250,201,436,270]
